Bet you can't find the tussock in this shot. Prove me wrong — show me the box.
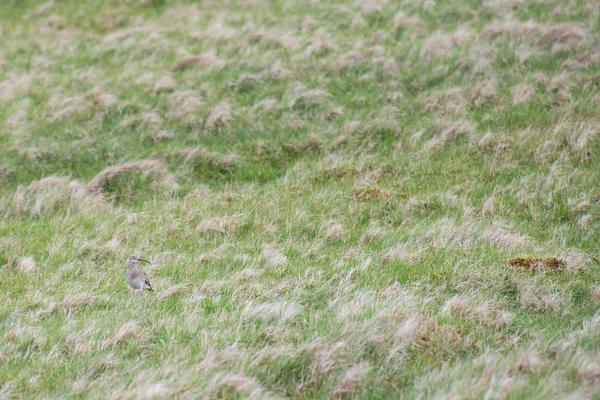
[19,256,37,273]
[141,111,162,125]
[196,214,241,235]
[50,104,86,123]
[243,301,303,322]
[330,362,371,398]
[381,243,423,265]
[262,244,287,268]
[322,219,349,241]
[591,287,600,304]
[516,278,570,312]
[46,293,96,315]
[212,374,263,397]
[101,321,148,349]
[227,73,261,91]
[426,120,476,149]
[5,109,27,129]
[471,80,497,107]
[91,87,117,109]
[252,98,279,112]
[557,249,593,271]
[170,51,224,72]
[167,90,204,120]
[483,20,540,39]
[0,73,32,105]
[539,25,586,45]
[198,345,248,371]
[152,75,176,94]
[269,59,291,80]
[287,84,332,109]
[206,101,232,131]
[420,25,473,59]
[394,12,426,33]
[102,26,155,44]
[487,221,528,249]
[87,160,177,193]
[442,295,513,326]
[234,268,263,281]
[157,285,187,302]
[511,84,535,105]
[13,176,105,217]
[152,130,175,143]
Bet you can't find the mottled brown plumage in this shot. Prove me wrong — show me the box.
[126,256,153,293]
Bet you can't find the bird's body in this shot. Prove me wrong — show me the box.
[125,256,153,294]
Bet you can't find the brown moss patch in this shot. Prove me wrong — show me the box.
[354,186,392,202]
[507,256,567,272]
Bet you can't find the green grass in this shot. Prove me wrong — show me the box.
[1,0,600,398]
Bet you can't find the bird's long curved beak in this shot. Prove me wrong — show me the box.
[138,259,152,264]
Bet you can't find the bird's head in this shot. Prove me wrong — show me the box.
[128,256,151,265]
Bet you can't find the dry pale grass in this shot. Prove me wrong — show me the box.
[511,84,536,105]
[157,284,187,302]
[87,160,177,193]
[206,101,232,131]
[330,362,371,399]
[262,244,288,269]
[441,294,513,327]
[167,90,204,120]
[483,19,540,39]
[170,51,224,72]
[19,256,37,273]
[380,243,423,265]
[420,25,473,59]
[539,24,587,45]
[11,176,105,217]
[242,301,303,322]
[196,214,241,235]
[101,321,148,349]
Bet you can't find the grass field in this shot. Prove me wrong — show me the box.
[1,0,600,398]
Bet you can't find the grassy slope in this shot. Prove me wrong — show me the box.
[1,0,600,398]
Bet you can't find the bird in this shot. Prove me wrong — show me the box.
[125,256,154,294]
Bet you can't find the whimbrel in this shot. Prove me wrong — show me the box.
[125,256,154,294]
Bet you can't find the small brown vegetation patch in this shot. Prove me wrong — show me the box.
[353,186,391,202]
[507,256,567,272]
